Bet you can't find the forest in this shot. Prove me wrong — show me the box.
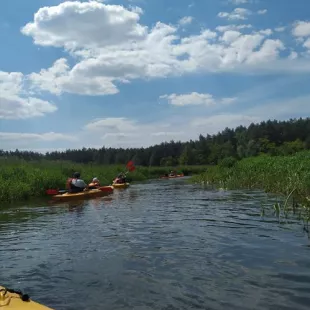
[1,117,310,166]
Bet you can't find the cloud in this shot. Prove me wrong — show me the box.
[229,0,249,4]
[218,8,252,20]
[303,38,310,49]
[275,26,286,32]
[3,90,310,151]
[21,1,147,50]
[20,2,310,98]
[257,9,267,15]
[0,132,76,142]
[0,71,57,119]
[258,29,272,36]
[151,131,184,137]
[28,58,119,96]
[84,117,137,132]
[216,24,252,32]
[0,132,77,150]
[190,114,260,129]
[160,92,237,106]
[178,16,193,26]
[288,51,298,59]
[292,21,310,37]
[80,114,261,148]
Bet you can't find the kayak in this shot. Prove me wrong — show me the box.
[52,188,110,202]
[98,185,114,193]
[160,174,184,179]
[112,183,130,189]
[0,286,52,309]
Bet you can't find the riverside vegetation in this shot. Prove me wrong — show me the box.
[1,117,310,205]
[0,157,207,202]
[191,151,310,233]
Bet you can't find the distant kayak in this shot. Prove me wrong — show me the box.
[160,174,185,179]
[52,188,112,202]
[0,286,52,309]
[112,183,130,189]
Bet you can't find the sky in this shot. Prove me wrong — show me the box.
[1,0,310,152]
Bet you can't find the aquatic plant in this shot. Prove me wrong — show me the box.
[192,150,310,233]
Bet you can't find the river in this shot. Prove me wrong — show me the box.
[1,178,310,310]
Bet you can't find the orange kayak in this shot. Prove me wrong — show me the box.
[52,187,113,202]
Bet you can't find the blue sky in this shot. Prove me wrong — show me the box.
[1,0,310,152]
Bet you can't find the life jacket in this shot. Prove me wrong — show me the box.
[66,177,83,192]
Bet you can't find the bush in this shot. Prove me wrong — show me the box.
[218,157,237,168]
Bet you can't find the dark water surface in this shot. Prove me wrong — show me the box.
[1,179,310,309]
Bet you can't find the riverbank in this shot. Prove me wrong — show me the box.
[191,151,310,223]
[0,158,207,202]
[192,151,310,196]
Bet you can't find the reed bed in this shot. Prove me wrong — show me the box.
[192,151,310,232]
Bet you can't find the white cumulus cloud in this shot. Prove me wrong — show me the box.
[0,71,57,119]
[292,21,310,37]
[18,1,310,98]
[21,1,147,50]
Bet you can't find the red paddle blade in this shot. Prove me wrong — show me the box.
[128,165,136,172]
[46,189,59,195]
[126,161,134,168]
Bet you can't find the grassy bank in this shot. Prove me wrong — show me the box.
[192,151,310,197]
[192,151,310,230]
[0,158,207,202]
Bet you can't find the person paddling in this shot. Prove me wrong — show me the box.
[113,173,126,184]
[88,177,100,189]
[66,172,88,193]
[169,170,176,177]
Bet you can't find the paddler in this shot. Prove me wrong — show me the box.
[113,173,126,184]
[88,177,100,189]
[66,172,88,193]
[169,170,176,177]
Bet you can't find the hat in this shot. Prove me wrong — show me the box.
[73,172,80,178]
[93,177,99,182]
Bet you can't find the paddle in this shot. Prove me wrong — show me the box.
[113,161,135,183]
[46,189,68,195]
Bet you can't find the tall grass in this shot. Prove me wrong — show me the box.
[191,150,310,232]
[0,158,207,203]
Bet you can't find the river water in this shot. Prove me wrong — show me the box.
[1,178,310,310]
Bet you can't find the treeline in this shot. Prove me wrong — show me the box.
[1,117,310,166]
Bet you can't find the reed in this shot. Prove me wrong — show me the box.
[191,150,310,232]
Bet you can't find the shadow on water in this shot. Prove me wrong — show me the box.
[1,179,310,310]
